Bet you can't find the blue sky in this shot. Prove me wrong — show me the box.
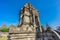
[0,0,60,29]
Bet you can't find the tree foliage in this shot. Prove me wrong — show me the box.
[0,24,9,32]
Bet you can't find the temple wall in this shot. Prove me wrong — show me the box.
[9,33,36,40]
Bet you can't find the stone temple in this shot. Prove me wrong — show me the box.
[8,3,60,40]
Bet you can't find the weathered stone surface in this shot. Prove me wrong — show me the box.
[8,2,60,40]
[9,33,36,40]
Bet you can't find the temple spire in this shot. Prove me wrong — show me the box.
[18,2,42,32]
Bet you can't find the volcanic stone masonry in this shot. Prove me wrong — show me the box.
[8,2,60,40]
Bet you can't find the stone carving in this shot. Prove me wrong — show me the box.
[8,2,60,40]
[9,2,42,40]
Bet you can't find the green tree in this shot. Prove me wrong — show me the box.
[0,24,9,32]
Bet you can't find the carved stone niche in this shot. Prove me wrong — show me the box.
[24,16,30,23]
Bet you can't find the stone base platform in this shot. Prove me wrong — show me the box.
[8,32,36,40]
